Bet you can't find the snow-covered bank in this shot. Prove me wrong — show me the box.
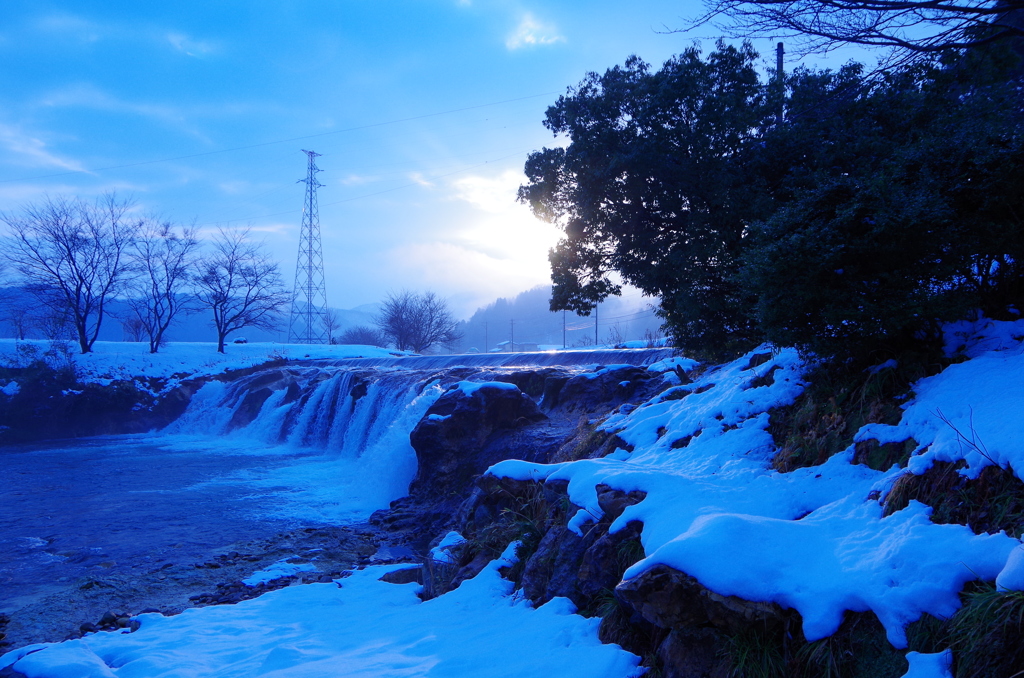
[0,339,403,384]
[491,337,1024,664]
[1,547,641,678]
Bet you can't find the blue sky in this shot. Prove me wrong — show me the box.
[0,1,873,318]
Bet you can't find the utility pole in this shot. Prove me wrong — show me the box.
[562,310,566,349]
[484,321,488,353]
[510,319,515,352]
[287,150,328,344]
[776,42,785,125]
[594,303,599,346]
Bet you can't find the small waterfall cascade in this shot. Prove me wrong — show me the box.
[159,347,678,521]
[167,366,441,454]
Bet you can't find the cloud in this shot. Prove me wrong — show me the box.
[167,32,218,58]
[408,172,434,188]
[451,169,522,213]
[36,84,212,143]
[384,241,550,318]
[506,13,565,50]
[339,174,379,186]
[0,123,85,172]
[34,13,104,43]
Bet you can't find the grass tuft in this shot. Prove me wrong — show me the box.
[949,582,1024,677]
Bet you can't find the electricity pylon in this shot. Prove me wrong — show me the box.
[287,149,329,344]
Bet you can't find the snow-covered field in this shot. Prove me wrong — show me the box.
[0,339,402,384]
[3,319,1024,677]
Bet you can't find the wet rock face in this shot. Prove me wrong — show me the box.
[544,365,661,414]
[408,383,548,501]
[616,564,788,636]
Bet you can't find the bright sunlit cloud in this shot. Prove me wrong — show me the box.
[506,13,565,50]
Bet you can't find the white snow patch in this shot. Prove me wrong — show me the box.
[453,380,520,396]
[996,543,1024,592]
[430,531,467,564]
[901,650,953,678]
[2,550,641,678]
[943,316,1024,358]
[647,356,699,373]
[0,339,404,386]
[856,344,1024,479]
[242,558,317,587]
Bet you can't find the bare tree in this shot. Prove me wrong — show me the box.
[687,0,1024,62]
[335,325,384,346]
[323,307,342,344]
[193,227,289,353]
[127,221,201,353]
[0,288,37,340]
[121,316,147,342]
[0,194,141,353]
[375,290,462,353]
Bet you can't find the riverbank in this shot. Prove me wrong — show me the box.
[0,523,382,651]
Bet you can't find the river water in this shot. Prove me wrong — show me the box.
[0,435,327,614]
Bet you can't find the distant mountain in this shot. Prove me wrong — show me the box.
[456,285,663,353]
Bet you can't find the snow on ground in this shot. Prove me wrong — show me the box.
[492,339,1023,657]
[1,546,642,678]
[241,558,317,587]
[6,328,1024,674]
[857,336,1024,479]
[0,339,403,385]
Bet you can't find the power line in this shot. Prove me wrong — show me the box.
[194,149,531,227]
[1,91,561,184]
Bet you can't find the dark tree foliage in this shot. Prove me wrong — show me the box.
[742,49,1024,359]
[524,40,1024,362]
[519,42,773,356]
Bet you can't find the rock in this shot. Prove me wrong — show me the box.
[79,622,98,634]
[379,566,424,585]
[522,519,602,606]
[490,368,569,398]
[616,564,788,635]
[596,486,647,522]
[549,366,659,415]
[408,383,547,501]
[577,521,643,599]
[657,627,730,678]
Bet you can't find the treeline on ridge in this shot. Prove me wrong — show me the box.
[520,41,1024,362]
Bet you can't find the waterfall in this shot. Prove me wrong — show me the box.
[159,347,676,522]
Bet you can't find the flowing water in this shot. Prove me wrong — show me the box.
[0,348,673,638]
